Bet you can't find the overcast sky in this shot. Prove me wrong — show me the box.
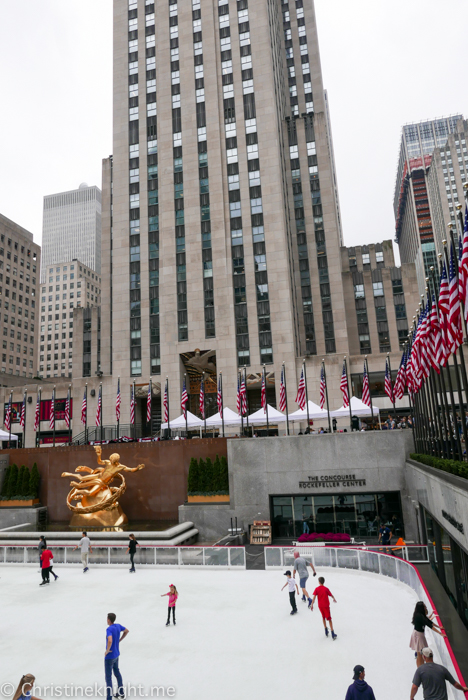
[0,0,466,258]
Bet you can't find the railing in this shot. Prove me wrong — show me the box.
[265,545,463,699]
[0,544,245,569]
[71,424,151,445]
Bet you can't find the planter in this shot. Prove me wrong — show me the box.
[187,495,230,503]
[0,498,40,507]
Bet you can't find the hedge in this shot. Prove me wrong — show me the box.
[409,453,468,480]
[0,462,40,500]
[187,454,229,496]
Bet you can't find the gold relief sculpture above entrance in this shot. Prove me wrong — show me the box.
[61,446,145,528]
[183,349,217,375]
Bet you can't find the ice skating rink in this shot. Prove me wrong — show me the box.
[1,566,433,700]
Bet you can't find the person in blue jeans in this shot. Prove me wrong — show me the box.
[105,613,129,700]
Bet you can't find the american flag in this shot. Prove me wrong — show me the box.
[430,293,443,371]
[163,379,169,423]
[20,393,26,430]
[295,367,306,410]
[438,261,450,358]
[147,381,152,423]
[461,207,468,318]
[261,371,267,413]
[279,365,287,412]
[199,375,205,419]
[130,384,136,425]
[116,378,121,422]
[81,388,87,425]
[34,394,40,431]
[240,375,247,417]
[394,349,407,400]
[217,374,223,415]
[236,374,241,415]
[4,395,11,431]
[362,363,371,407]
[64,389,70,429]
[95,385,102,427]
[340,361,349,407]
[385,358,394,403]
[181,379,188,419]
[319,365,326,410]
[49,392,55,430]
[448,243,463,354]
[406,329,417,396]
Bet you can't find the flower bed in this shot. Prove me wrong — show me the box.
[297,532,351,543]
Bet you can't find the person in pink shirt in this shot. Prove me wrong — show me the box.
[161,584,178,626]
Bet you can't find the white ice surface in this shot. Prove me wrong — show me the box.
[1,566,433,700]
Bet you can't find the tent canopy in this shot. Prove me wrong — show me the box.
[160,410,203,430]
[288,400,329,422]
[0,429,18,440]
[205,407,242,427]
[248,404,286,424]
[330,396,380,418]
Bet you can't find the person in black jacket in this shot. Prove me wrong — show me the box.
[409,601,446,667]
[126,534,139,573]
[345,666,376,700]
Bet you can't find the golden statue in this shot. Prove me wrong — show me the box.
[61,446,145,528]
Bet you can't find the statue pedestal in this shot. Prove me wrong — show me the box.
[69,489,128,528]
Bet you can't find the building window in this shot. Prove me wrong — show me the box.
[362,253,370,265]
[375,251,384,263]
[373,282,384,297]
[378,331,390,353]
[354,284,365,299]
[392,279,403,295]
[395,304,407,320]
[131,360,142,376]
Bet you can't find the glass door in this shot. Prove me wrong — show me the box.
[293,496,313,537]
[313,495,335,534]
[271,497,294,539]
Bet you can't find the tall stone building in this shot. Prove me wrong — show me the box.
[70,0,420,431]
[41,183,102,282]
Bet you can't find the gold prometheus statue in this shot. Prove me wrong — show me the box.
[61,446,145,528]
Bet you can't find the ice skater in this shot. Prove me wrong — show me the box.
[12,673,42,700]
[37,536,46,571]
[105,613,129,700]
[410,601,446,667]
[292,550,316,607]
[345,666,376,700]
[39,545,54,586]
[73,531,92,572]
[311,576,337,639]
[162,584,178,625]
[281,570,299,615]
[126,533,139,573]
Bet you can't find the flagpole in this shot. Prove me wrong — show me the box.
[8,391,12,448]
[322,359,332,433]
[447,226,468,421]
[302,359,310,431]
[37,388,41,448]
[84,383,88,445]
[202,373,206,437]
[167,377,171,438]
[132,380,136,440]
[52,386,56,447]
[117,377,120,442]
[283,362,290,436]
[99,383,103,444]
[23,389,27,448]
[244,365,249,436]
[365,356,374,427]
[183,374,187,436]
[386,353,397,419]
[424,281,444,458]
[148,377,153,438]
[239,371,244,437]
[68,385,72,446]
[344,357,352,431]
[220,372,224,437]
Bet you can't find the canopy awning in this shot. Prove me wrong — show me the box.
[0,429,18,440]
[288,400,329,422]
[330,396,380,418]
[205,407,242,427]
[160,410,203,430]
[248,404,286,424]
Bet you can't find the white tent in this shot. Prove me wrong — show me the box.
[160,410,203,430]
[330,396,380,418]
[288,400,329,422]
[248,404,287,424]
[205,407,242,427]
[0,429,18,441]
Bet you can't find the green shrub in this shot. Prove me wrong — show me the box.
[409,453,468,480]
[220,455,229,492]
[197,458,207,492]
[6,464,18,499]
[20,466,31,497]
[205,458,214,493]
[17,466,26,497]
[187,457,199,495]
[29,463,40,498]
[1,465,11,498]
[213,455,222,491]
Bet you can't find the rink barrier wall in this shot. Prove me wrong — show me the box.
[265,546,466,698]
[0,544,246,569]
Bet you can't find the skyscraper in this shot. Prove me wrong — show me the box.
[41,183,102,282]
[71,0,420,428]
[393,115,462,293]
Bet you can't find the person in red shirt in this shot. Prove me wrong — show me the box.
[40,548,53,586]
[311,576,337,640]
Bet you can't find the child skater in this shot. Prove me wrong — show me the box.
[311,576,337,639]
[281,570,299,615]
[161,584,178,626]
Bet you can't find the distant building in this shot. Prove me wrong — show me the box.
[394,115,463,293]
[0,214,40,379]
[41,183,101,281]
[38,259,101,379]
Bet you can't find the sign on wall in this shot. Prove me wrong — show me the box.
[299,474,367,489]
